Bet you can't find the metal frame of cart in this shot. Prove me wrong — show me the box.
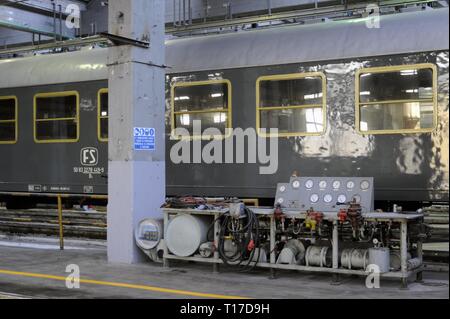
[162,208,424,288]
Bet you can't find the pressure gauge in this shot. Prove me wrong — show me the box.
[360,180,370,190]
[324,194,333,203]
[332,181,341,189]
[319,181,328,189]
[353,195,361,203]
[337,194,347,204]
[279,185,286,193]
[347,181,355,189]
[310,194,319,203]
[277,198,284,205]
[304,180,314,189]
[292,180,301,189]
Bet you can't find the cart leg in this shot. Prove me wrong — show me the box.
[213,213,221,275]
[163,258,170,269]
[269,268,277,280]
[331,273,341,286]
[416,239,424,283]
[400,277,408,290]
[399,220,409,290]
[163,212,170,269]
[269,216,277,280]
[416,271,423,283]
[213,263,220,274]
[270,216,276,265]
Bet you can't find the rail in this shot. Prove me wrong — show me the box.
[0,192,258,250]
[0,192,107,250]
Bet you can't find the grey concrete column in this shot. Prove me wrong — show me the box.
[107,0,166,264]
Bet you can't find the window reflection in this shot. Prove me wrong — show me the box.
[258,73,325,136]
[172,81,231,137]
[0,98,16,142]
[35,93,78,142]
[357,65,436,133]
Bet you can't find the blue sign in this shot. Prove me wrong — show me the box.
[134,127,156,151]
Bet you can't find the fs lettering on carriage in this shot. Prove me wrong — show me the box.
[80,147,98,166]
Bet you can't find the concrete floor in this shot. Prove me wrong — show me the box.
[0,242,448,299]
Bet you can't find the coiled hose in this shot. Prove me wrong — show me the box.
[217,207,261,272]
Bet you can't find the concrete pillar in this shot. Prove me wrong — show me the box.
[107,0,166,264]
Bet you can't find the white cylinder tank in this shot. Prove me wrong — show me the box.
[166,214,211,257]
[341,248,369,270]
[368,248,390,273]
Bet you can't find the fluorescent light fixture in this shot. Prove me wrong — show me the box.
[304,93,323,100]
[180,114,190,126]
[400,70,418,76]
[213,113,226,123]
[360,121,368,131]
[175,96,190,101]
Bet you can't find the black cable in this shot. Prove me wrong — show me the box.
[217,206,262,272]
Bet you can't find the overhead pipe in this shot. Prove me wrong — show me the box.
[59,4,63,42]
[53,2,57,42]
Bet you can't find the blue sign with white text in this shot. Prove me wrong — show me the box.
[134,127,156,151]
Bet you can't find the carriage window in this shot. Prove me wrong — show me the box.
[172,80,231,138]
[356,64,437,134]
[98,89,108,141]
[257,73,326,137]
[34,92,79,143]
[0,97,17,144]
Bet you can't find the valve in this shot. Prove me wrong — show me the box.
[306,209,324,232]
[338,209,348,222]
[247,239,255,252]
[274,204,284,220]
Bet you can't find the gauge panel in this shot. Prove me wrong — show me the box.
[274,177,374,211]
[310,194,319,203]
[304,180,313,189]
[337,194,347,203]
[323,194,333,203]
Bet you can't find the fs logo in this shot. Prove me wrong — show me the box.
[81,147,98,166]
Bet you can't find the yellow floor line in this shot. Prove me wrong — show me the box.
[0,269,249,299]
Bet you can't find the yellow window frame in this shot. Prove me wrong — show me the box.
[98,88,109,142]
[0,96,18,145]
[256,72,327,138]
[171,79,232,140]
[355,63,438,135]
[33,91,80,143]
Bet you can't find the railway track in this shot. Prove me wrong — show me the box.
[0,205,447,264]
[0,207,106,240]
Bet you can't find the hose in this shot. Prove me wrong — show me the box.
[217,207,261,272]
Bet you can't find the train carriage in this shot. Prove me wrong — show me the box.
[0,8,448,208]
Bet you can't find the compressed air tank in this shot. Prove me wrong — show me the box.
[166,215,211,257]
[390,251,412,271]
[368,248,390,273]
[305,246,332,268]
[341,248,369,270]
